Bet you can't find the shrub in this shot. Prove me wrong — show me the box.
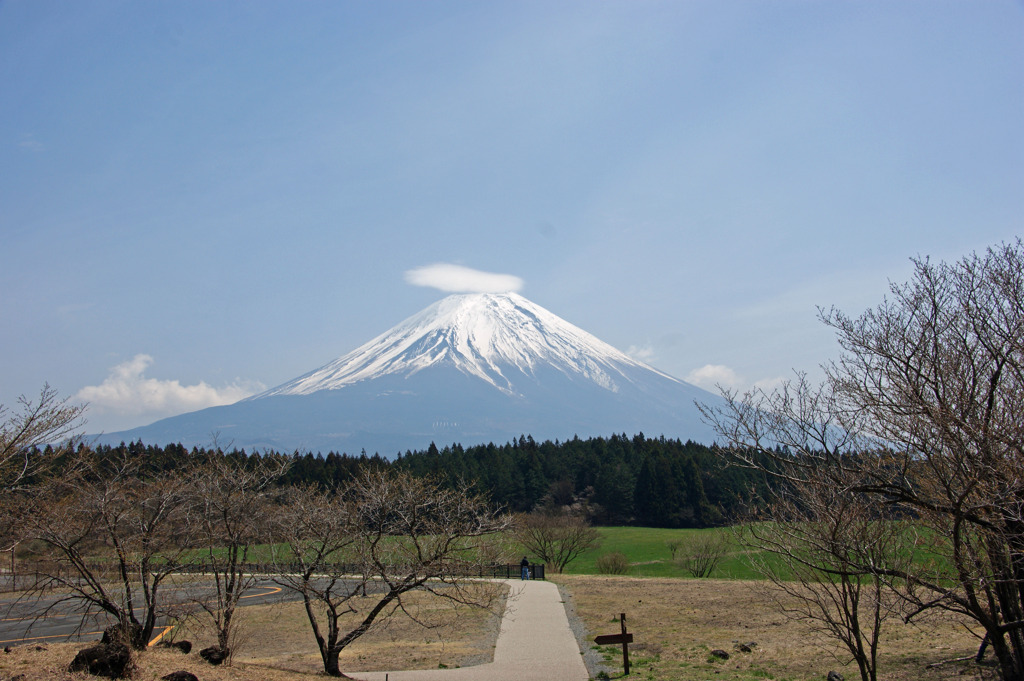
[673,532,729,578]
[596,551,630,575]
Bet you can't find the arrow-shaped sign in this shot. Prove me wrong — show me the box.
[594,633,633,645]
[593,612,633,675]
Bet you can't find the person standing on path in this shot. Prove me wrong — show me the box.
[520,556,530,580]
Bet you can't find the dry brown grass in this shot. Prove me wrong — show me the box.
[554,574,997,681]
[201,587,502,675]
[0,586,504,680]
[1,576,1002,681]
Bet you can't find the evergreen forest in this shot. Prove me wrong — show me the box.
[53,434,773,528]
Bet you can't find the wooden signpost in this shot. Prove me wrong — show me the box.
[594,612,633,675]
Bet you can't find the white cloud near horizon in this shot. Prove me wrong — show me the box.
[625,344,656,363]
[685,363,787,394]
[404,263,524,293]
[76,354,264,418]
[686,364,744,391]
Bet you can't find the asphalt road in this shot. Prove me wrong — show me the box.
[0,578,296,647]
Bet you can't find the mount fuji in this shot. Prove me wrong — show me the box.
[95,293,724,455]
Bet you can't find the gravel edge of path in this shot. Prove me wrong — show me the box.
[556,581,611,680]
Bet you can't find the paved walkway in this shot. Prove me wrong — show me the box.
[347,579,589,681]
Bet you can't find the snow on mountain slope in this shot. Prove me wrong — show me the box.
[96,292,723,454]
[253,292,682,398]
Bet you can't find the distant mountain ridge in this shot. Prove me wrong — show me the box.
[95,293,723,455]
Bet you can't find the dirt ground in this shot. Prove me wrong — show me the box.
[0,576,1004,681]
[0,586,504,680]
[553,574,999,681]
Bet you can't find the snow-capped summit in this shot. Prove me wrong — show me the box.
[255,292,678,398]
[97,293,722,455]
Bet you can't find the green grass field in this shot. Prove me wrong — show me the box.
[559,522,954,582]
[183,526,761,579]
[562,526,765,579]
[182,523,942,583]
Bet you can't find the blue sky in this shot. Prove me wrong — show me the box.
[2,1,1022,434]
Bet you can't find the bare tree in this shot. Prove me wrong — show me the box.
[1,384,86,584]
[823,242,1024,679]
[274,471,511,677]
[18,447,192,648]
[673,531,730,579]
[0,383,85,491]
[514,511,600,574]
[188,451,289,662]
[760,490,910,681]
[271,484,357,677]
[700,377,909,681]
[701,241,1024,680]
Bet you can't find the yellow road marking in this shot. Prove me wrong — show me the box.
[1,613,78,623]
[0,630,102,645]
[148,625,174,647]
[241,585,281,599]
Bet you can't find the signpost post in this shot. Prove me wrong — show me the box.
[594,612,633,675]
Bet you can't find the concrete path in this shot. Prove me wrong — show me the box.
[347,579,589,681]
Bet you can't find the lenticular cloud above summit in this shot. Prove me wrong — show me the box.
[95,291,724,455]
[404,263,524,293]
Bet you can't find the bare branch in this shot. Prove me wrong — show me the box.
[0,383,86,491]
[699,240,1024,680]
